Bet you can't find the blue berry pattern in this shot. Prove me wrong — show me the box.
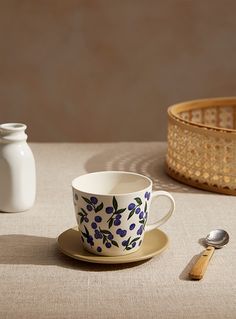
[136,199,148,235]
[137,225,144,236]
[106,196,126,228]
[122,236,141,251]
[77,207,89,224]
[116,228,127,237]
[96,227,118,247]
[77,196,103,224]
[129,223,135,230]
[81,225,119,249]
[95,216,102,223]
[77,192,150,253]
[145,191,151,201]
[106,206,113,214]
[81,225,94,246]
[127,197,143,220]
[82,196,104,213]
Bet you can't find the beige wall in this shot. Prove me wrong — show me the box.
[1,0,236,142]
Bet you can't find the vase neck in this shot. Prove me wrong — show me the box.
[0,123,28,143]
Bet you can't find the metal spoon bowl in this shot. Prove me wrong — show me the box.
[206,229,229,249]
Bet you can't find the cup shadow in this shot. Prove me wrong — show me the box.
[84,144,206,194]
[0,234,150,271]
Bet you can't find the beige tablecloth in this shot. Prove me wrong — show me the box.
[0,142,235,319]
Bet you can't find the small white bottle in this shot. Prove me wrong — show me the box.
[0,123,36,212]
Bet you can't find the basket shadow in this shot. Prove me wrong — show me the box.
[84,144,206,194]
[0,234,150,271]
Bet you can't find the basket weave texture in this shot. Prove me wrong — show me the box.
[166,97,236,195]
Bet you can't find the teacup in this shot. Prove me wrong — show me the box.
[72,171,175,256]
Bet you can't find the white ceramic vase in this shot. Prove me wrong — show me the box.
[0,123,36,212]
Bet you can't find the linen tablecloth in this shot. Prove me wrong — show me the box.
[0,142,235,319]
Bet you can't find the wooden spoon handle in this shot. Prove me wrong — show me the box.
[189,246,215,280]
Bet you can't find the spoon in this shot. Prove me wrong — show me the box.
[189,229,229,280]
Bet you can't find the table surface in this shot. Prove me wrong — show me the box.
[0,142,235,319]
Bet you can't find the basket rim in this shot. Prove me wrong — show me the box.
[168,96,236,134]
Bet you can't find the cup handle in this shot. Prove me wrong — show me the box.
[145,190,175,232]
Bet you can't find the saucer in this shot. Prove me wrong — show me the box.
[57,227,169,264]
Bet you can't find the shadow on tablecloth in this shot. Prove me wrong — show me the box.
[84,144,206,194]
[0,234,153,270]
[179,254,202,281]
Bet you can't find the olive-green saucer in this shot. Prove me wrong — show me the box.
[57,227,169,264]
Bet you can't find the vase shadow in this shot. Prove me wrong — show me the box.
[84,143,206,194]
[0,234,150,271]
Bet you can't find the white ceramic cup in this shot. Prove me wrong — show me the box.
[72,171,175,256]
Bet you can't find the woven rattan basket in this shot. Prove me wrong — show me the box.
[166,97,236,195]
